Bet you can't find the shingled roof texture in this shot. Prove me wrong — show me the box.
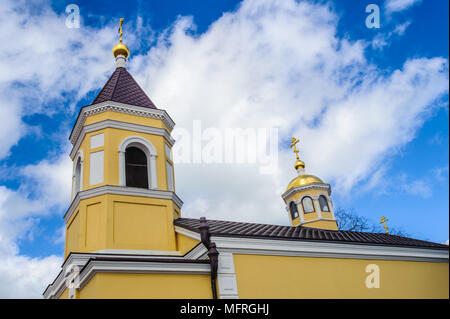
[92,67,157,108]
[174,218,448,249]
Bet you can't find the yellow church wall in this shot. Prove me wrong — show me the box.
[65,194,178,257]
[233,254,449,299]
[58,288,69,299]
[301,220,339,230]
[287,188,329,202]
[176,233,201,255]
[66,210,81,254]
[78,272,213,299]
[72,114,174,192]
[105,127,171,190]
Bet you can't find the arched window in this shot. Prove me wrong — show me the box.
[319,195,330,212]
[301,196,315,213]
[74,157,82,194]
[72,151,83,199]
[125,147,148,188]
[118,136,158,189]
[289,202,299,219]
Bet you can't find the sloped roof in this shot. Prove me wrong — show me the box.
[174,218,448,249]
[92,67,157,108]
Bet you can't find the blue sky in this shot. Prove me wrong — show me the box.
[0,0,448,297]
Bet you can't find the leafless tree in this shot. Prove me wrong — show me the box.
[335,208,408,237]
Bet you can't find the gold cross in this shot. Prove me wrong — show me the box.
[118,18,124,43]
[380,216,389,234]
[290,137,300,161]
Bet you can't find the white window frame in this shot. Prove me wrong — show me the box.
[118,136,158,189]
[72,150,84,199]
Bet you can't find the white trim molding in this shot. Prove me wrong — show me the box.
[43,252,209,299]
[281,183,331,201]
[174,227,449,263]
[118,135,158,189]
[69,119,175,160]
[65,185,183,223]
[69,101,175,146]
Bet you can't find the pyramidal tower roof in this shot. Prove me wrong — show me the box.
[92,67,157,109]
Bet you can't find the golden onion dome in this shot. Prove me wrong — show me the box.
[286,174,324,191]
[112,42,130,58]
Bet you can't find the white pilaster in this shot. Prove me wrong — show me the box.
[217,252,239,299]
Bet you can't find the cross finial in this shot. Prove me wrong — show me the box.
[380,216,389,234]
[118,18,124,43]
[290,137,300,161]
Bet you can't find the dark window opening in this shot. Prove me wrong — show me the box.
[319,195,330,212]
[289,202,299,219]
[125,146,148,188]
[302,196,315,213]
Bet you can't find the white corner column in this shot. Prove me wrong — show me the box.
[149,154,158,189]
[217,252,239,299]
[118,150,126,186]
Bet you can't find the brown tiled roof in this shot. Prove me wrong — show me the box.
[92,67,157,108]
[174,218,448,249]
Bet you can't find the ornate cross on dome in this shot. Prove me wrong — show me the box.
[118,18,124,43]
[290,137,300,161]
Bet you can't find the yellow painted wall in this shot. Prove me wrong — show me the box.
[73,113,174,193]
[233,254,449,298]
[65,194,178,257]
[79,273,212,299]
[286,188,338,230]
[176,233,201,255]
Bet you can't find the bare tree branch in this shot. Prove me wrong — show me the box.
[335,208,409,237]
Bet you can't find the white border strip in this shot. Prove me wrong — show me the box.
[174,227,449,262]
[70,101,175,145]
[70,119,175,160]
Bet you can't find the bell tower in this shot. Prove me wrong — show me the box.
[65,18,181,258]
[281,137,338,230]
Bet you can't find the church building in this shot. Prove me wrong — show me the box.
[43,20,449,299]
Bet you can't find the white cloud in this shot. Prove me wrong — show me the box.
[0,0,120,159]
[385,0,421,14]
[371,21,411,50]
[130,0,448,224]
[0,253,61,299]
[0,152,71,298]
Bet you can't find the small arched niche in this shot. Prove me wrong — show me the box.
[119,136,158,189]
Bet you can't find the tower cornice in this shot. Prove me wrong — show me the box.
[69,101,176,146]
[281,183,331,201]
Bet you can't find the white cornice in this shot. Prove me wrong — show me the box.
[69,101,176,145]
[64,185,184,223]
[69,119,175,160]
[282,183,331,200]
[44,252,209,299]
[174,226,201,241]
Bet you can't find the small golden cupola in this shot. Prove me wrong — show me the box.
[281,137,338,230]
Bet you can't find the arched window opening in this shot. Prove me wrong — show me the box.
[301,196,315,213]
[125,146,148,188]
[74,157,82,194]
[319,195,330,212]
[289,202,299,219]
